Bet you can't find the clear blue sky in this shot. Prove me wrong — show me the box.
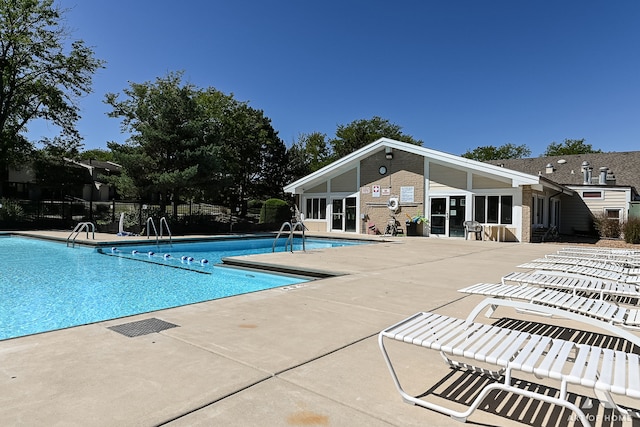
[32,0,640,156]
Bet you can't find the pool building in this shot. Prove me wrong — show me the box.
[285,138,639,242]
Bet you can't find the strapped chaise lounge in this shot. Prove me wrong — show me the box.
[518,259,640,283]
[379,300,640,426]
[459,283,640,331]
[502,270,640,299]
[545,253,640,268]
[556,249,640,264]
[560,246,640,256]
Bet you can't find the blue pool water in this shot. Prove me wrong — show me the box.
[0,236,364,340]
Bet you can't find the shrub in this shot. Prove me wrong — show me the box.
[259,198,291,224]
[0,198,25,221]
[623,218,640,244]
[592,213,621,239]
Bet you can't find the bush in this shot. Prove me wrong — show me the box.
[259,198,291,224]
[593,213,621,239]
[0,198,25,221]
[623,218,640,244]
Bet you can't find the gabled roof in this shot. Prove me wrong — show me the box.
[492,151,640,196]
[284,138,543,194]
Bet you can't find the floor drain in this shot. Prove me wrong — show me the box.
[108,318,179,337]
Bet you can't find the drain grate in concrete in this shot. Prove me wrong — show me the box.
[108,318,179,337]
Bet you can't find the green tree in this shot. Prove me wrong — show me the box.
[105,72,218,216]
[543,138,602,156]
[218,102,286,214]
[330,116,422,160]
[461,143,531,161]
[78,149,114,162]
[286,131,330,182]
[0,0,104,194]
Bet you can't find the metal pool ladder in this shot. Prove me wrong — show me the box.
[272,221,305,253]
[146,217,173,246]
[66,222,95,247]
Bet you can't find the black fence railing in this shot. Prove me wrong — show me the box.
[0,199,288,234]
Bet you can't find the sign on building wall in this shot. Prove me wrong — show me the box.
[400,186,414,203]
[361,186,371,194]
[372,185,381,198]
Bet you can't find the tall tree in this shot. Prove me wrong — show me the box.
[461,143,531,161]
[78,148,114,162]
[330,116,422,160]
[543,138,602,156]
[218,103,286,214]
[105,72,218,216]
[0,0,104,194]
[285,131,330,182]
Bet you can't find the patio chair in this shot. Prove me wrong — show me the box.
[459,283,640,332]
[379,301,640,426]
[463,221,483,240]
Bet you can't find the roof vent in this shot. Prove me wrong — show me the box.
[545,163,554,174]
[581,161,592,185]
[599,167,608,185]
[557,159,567,164]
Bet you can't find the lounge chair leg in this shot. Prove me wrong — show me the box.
[485,304,497,318]
[379,334,592,426]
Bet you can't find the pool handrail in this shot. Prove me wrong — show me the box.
[66,222,95,247]
[272,221,305,253]
[159,216,173,245]
[146,217,159,244]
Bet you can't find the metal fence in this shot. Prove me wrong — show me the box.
[0,199,285,234]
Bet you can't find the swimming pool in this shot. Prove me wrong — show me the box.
[0,236,366,340]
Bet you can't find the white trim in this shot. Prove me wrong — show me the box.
[284,138,541,194]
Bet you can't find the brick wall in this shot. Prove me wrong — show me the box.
[360,150,425,235]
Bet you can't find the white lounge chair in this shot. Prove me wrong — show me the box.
[459,283,640,331]
[560,246,640,256]
[502,270,640,299]
[546,253,640,268]
[518,260,640,283]
[379,302,640,426]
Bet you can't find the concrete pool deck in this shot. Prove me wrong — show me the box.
[0,232,637,426]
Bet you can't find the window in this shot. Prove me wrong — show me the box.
[305,197,326,219]
[583,191,602,198]
[474,196,485,222]
[500,195,513,224]
[605,208,621,220]
[474,195,513,224]
[487,196,499,223]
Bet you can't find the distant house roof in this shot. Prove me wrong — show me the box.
[77,159,122,173]
[491,151,640,198]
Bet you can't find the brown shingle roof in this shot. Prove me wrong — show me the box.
[491,151,640,198]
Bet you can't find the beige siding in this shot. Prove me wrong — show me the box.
[429,163,467,190]
[472,174,511,189]
[302,221,326,232]
[562,196,593,233]
[330,168,357,192]
[306,182,327,193]
[582,189,628,216]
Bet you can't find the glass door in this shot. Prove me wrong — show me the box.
[430,198,447,235]
[332,197,357,232]
[345,197,357,232]
[430,196,466,237]
[448,196,466,237]
[331,199,343,230]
